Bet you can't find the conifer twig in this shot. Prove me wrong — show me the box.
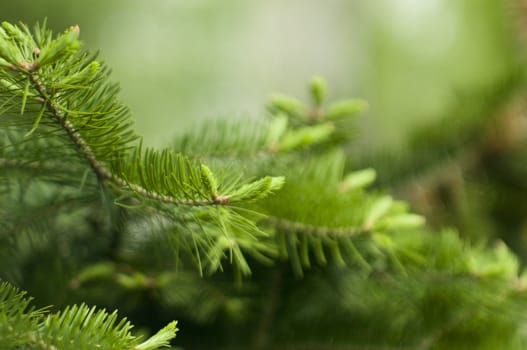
[0,158,46,170]
[26,70,231,207]
[266,216,370,237]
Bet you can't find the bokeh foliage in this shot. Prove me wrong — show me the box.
[2,1,527,349]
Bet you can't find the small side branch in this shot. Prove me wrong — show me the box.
[266,216,370,237]
[0,158,46,170]
[27,71,226,207]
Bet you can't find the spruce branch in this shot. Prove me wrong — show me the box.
[26,69,230,207]
[266,216,369,237]
[0,282,177,350]
[0,21,283,211]
[174,78,366,162]
[173,79,424,275]
[0,20,293,277]
[174,114,336,162]
[268,77,368,126]
[0,157,45,170]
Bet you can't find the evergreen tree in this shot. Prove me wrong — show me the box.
[1,20,527,350]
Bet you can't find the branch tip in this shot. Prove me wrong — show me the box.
[19,61,38,72]
[213,194,230,205]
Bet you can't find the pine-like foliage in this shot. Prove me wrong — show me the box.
[1,20,527,350]
[0,281,177,350]
[0,20,284,279]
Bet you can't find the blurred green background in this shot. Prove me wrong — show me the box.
[2,0,521,148]
[4,2,527,347]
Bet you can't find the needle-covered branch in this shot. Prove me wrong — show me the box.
[3,18,527,350]
[0,22,282,209]
[0,282,177,350]
[0,21,284,275]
